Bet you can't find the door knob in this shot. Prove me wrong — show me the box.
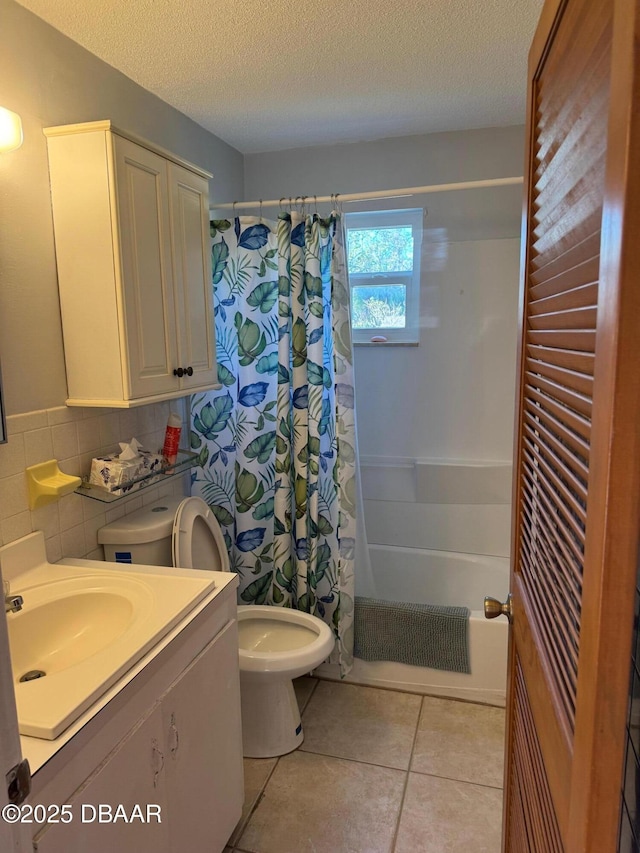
[484,593,513,623]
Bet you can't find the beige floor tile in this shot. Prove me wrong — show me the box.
[229,757,278,846]
[293,675,318,713]
[238,750,405,853]
[411,697,505,788]
[395,773,503,853]
[299,680,422,769]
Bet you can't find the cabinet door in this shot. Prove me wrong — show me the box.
[161,619,243,853]
[168,163,217,391]
[113,137,180,400]
[34,706,169,853]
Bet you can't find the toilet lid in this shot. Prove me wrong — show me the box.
[172,497,230,572]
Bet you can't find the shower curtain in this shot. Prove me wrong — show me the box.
[191,213,356,673]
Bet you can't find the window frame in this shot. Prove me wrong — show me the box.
[345,207,423,345]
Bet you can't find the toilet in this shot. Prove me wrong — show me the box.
[98,496,335,757]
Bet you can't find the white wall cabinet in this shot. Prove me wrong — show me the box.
[30,583,243,853]
[45,121,218,408]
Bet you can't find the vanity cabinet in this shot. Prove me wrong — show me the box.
[29,583,243,853]
[44,121,218,408]
[33,706,169,853]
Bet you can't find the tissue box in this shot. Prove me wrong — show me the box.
[88,449,164,494]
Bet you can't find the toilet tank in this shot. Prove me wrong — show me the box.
[98,496,185,566]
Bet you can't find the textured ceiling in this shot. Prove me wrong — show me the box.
[15,0,543,154]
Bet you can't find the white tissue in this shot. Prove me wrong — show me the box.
[118,437,143,460]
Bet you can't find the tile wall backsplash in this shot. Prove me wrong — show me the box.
[0,399,190,563]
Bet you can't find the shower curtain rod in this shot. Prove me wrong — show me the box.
[210,175,523,212]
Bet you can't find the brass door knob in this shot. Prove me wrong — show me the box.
[484,594,513,623]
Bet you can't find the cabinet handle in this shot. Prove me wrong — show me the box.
[173,367,185,378]
[186,366,193,377]
[169,713,180,758]
[151,739,164,788]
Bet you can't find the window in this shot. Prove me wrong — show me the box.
[345,208,423,344]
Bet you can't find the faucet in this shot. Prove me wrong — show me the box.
[3,580,23,614]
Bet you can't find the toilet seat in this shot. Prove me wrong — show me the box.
[172,497,230,573]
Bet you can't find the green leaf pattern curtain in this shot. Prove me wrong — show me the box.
[191,213,356,673]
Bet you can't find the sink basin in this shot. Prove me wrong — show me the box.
[9,588,140,679]
[1,542,217,740]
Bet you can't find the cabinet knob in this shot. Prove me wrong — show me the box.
[173,367,185,378]
[186,366,193,377]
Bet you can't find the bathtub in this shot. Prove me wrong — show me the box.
[316,544,510,707]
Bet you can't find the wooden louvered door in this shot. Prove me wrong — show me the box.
[503,0,640,850]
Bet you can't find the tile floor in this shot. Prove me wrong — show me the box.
[225,678,505,853]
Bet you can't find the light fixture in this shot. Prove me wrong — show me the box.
[0,106,23,153]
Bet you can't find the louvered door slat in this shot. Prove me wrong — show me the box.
[528,306,597,332]
[523,411,589,484]
[525,357,593,400]
[518,543,580,699]
[521,463,585,571]
[526,345,594,376]
[509,658,564,853]
[524,423,588,502]
[527,329,596,352]
[520,520,581,637]
[531,197,603,264]
[519,516,581,641]
[525,384,591,440]
[529,256,599,301]
[535,42,610,182]
[521,483,583,592]
[523,442,587,527]
[526,371,592,418]
[523,451,585,564]
[530,231,600,283]
[524,397,590,461]
[534,112,607,230]
[535,0,609,118]
[529,281,598,315]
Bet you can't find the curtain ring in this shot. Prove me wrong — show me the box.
[259,199,263,222]
[233,200,238,217]
[314,195,318,215]
[335,193,342,214]
[279,197,286,213]
[301,195,307,217]
[288,196,293,212]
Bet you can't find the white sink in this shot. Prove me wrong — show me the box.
[9,577,150,677]
[1,534,216,740]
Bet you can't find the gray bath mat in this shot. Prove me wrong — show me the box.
[354,596,471,674]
